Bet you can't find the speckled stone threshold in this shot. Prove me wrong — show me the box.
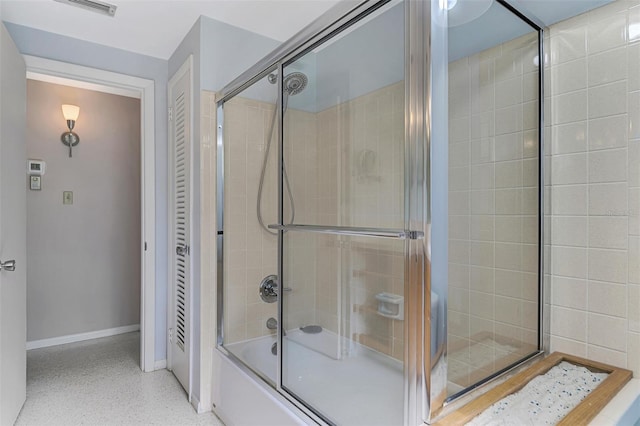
[435,352,632,426]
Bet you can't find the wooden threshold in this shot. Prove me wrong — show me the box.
[435,352,632,425]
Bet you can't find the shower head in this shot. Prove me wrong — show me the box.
[284,72,307,95]
[266,71,308,96]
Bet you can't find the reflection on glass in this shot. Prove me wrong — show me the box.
[221,72,280,385]
[446,1,540,398]
[280,2,405,424]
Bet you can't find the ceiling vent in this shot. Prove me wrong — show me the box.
[53,0,117,17]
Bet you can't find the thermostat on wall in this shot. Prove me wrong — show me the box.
[27,160,46,176]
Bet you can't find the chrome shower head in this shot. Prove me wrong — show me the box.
[283,72,307,96]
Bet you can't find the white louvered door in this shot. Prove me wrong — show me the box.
[168,57,192,394]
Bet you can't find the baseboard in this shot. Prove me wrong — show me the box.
[154,359,167,370]
[26,324,140,350]
[191,395,202,413]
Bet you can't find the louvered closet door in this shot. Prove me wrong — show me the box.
[169,58,191,394]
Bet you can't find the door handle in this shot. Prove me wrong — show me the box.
[176,244,189,256]
[0,260,16,272]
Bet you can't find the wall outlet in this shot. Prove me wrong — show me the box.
[63,191,73,205]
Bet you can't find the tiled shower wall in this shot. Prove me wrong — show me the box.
[546,0,640,377]
[447,32,540,388]
[222,96,317,343]
[314,82,405,359]
[220,83,405,360]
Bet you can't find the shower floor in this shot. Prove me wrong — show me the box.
[447,334,538,395]
[226,329,404,426]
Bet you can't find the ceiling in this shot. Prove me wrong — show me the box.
[0,0,341,59]
[0,0,614,61]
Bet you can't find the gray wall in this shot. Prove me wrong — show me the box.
[5,22,170,360]
[26,80,141,341]
[168,15,278,404]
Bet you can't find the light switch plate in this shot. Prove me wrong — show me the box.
[63,191,73,205]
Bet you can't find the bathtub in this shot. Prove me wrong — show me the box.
[589,378,640,425]
[213,328,404,426]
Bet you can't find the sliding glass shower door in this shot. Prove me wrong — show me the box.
[216,0,543,423]
[277,2,407,424]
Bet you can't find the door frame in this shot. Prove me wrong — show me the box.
[23,55,157,372]
[166,55,194,399]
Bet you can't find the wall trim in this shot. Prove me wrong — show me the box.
[23,55,157,373]
[154,359,167,369]
[27,324,140,350]
[191,394,206,414]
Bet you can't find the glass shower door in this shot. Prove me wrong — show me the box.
[276,2,407,424]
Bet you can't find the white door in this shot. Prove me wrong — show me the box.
[0,23,27,426]
[168,57,192,394]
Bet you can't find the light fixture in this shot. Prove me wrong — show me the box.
[448,0,493,27]
[61,104,80,158]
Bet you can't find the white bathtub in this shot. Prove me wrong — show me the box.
[589,378,640,426]
[213,329,404,426]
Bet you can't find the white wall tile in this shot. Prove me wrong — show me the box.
[588,47,628,86]
[587,12,628,54]
[551,185,588,215]
[551,216,588,247]
[630,91,640,140]
[589,183,628,215]
[550,28,587,65]
[628,332,640,376]
[588,248,628,284]
[552,121,587,154]
[550,335,587,356]
[471,163,495,190]
[551,153,588,184]
[587,312,627,351]
[589,148,628,183]
[551,58,588,94]
[587,344,627,368]
[629,285,640,332]
[495,77,523,109]
[588,280,627,317]
[589,216,628,249]
[551,306,587,341]
[628,43,640,91]
[588,114,628,151]
[629,237,640,284]
[552,246,588,279]
[629,142,640,188]
[495,133,523,161]
[495,105,523,135]
[552,90,588,125]
[588,81,628,119]
[551,276,587,309]
[495,161,523,188]
[495,216,522,243]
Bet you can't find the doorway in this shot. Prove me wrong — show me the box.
[23,56,157,372]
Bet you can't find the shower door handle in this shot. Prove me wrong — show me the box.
[268,224,424,239]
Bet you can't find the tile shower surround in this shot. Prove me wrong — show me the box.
[545,0,640,377]
[219,82,405,361]
[448,31,540,389]
[208,0,640,390]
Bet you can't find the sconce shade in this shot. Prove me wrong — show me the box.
[61,104,80,121]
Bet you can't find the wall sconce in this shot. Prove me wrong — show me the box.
[61,104,80,158]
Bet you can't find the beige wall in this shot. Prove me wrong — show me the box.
[447,32,540,389]
[26,80,141,341]
[546,0,640,377]
[221,82,406,361]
